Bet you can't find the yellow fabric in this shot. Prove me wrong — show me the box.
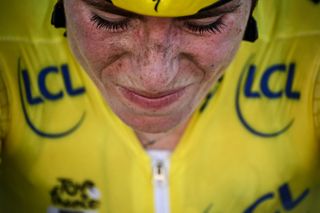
[112,0,219,17]
[0,70,9,165]
[0,72,9,141]
[314,69,320,141]
[0,0,320,213]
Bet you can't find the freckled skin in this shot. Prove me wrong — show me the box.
[64,0,251,148]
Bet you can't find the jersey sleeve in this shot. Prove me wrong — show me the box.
[314,69,320,141]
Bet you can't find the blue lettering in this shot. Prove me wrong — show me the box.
[22,70,44,105]
[261,64,286,99]
[244,183,309,213]
[38,66,64,101]
[279,183,309,211]
[244,65,261,98]
[22,64,86,105]
[243,63,301,100]
[285,64,300,100]
[18,59,86,138]
[244,193,275,213]
[61,64,86,96]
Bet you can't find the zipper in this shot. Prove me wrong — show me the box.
[149,151,171,213]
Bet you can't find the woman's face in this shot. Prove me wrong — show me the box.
[64,0,251,134]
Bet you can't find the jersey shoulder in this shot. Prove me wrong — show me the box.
[255,0,320,39]
[0,0,63,40]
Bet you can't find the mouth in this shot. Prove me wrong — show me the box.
[118,86,187,109]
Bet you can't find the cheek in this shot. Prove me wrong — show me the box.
[184,16,246,73]
[183,36,241,81]
[66,4,122,72]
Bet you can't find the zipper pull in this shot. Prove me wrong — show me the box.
[153,160,167,185]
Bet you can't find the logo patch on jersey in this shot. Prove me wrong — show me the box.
[18,58,86,139]
[244,182,309,213]
[203,183,309,212]
[48,178,101,213]
[235,59,301,137]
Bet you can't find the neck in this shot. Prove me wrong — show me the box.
[135,119,190,151]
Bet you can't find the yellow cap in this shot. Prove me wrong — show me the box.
[111,0,221,17]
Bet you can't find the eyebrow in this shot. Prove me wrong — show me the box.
[81,0,241,19]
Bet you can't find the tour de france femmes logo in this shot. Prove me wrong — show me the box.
[48,178,101,213]
[18,58,86,139]
[235,58,301,137]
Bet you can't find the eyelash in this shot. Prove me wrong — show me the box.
[90,14,226,35]
[91,15,129,32]
[184,17,226,35]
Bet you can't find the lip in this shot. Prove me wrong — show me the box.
[118,86,187,109]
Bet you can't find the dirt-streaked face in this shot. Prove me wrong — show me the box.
[64,0,251,134]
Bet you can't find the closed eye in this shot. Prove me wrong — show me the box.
[90,14,130,32]
[182,16,226,35]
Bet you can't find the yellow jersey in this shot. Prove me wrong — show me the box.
[0,0,319,212]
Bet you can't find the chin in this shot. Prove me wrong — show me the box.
[118,112,187,134]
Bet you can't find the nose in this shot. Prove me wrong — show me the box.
[134,17,181,92]
[145,17,174,46]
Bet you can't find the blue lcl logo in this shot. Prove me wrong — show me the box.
[22,64,85,105]
[236,63,301,137]
[244,63,300,100]
[244,183,309,213]
[18,60,86,139]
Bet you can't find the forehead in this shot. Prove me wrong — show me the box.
[83,0,237,17]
